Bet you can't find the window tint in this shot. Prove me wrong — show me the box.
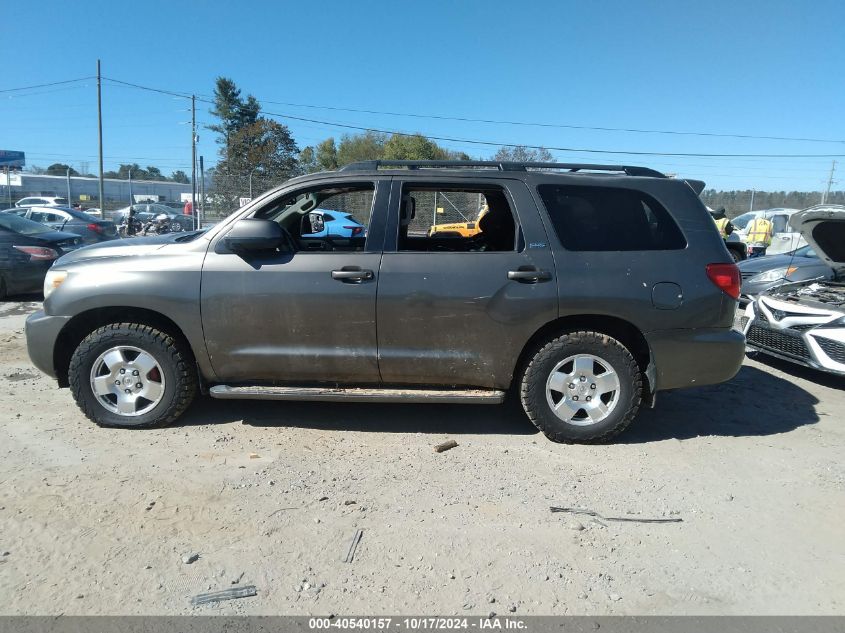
[398,185,516,252]
[537,185,686,251]
[256,183,374,252]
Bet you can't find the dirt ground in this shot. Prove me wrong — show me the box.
[1,297,843,616]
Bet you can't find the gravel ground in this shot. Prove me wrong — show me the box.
[0,298,843,615]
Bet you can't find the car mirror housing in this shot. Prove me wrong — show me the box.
[224,219,290,252]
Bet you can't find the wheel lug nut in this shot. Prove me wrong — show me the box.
[591,384,596,389]
[580,376,586,382]
[573,396,579,401]
[136,383,142,389]
[119,369,125,374]
[132,370,139,376]
[124,389,130,394]
[586,396,592,402]
[568,383,574,389]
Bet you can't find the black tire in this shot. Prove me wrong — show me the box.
[520,331,642,444]
[68,323,197,428]
[0,274,6,300]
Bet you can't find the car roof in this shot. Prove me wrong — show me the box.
[29,205,100,221]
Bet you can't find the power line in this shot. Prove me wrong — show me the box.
[101,76,845,148]
[0,77,95,93]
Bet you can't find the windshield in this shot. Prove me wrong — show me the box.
[731,212,757,230]
[0,213,51,235]
[794,245,817,258]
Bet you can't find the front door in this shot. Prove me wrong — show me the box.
[376,179,558,389]
[200,180,388,384]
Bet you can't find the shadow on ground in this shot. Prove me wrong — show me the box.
[176,364,823,442]
[179,395,538,436]
[624,364,821,443]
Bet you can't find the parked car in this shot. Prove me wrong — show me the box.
[15,196,69,208]
[3,206,118,244]
[738,244,832,306]
[731,208,805,255]
[112,204,193,232]
[26,160,744,442]
[300,209,366,239]
[740,205,845,375]
[0,213,82,298]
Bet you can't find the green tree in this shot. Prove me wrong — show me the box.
[315,138,339,171]
[170,170,190,184]
[336,131,387,166]
[382,134,450,161]
[492,145,554,162]
[146,166,163,181]
[46,163,78,176]
[207,78,300,209]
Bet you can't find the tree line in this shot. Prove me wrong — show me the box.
[204,77,554,210]
[29,163,190,184]
[701,189,844,217]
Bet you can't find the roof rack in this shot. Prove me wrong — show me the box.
[338,160,666,178]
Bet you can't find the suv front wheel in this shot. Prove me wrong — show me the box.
[520,331,642,443]
[68,323,197,428]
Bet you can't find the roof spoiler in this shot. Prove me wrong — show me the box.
[684,179,706,196]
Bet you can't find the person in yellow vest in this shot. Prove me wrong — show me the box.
[712,207,734,237]
[746,215,774,257]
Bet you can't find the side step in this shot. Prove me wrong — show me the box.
[208,385,506,404]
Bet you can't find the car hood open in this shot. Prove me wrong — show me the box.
[789,205,845,277]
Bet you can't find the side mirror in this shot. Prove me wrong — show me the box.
[302,212,324,235]
[224,219,289,252]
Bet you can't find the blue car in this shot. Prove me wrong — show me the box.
[301,209,366,239]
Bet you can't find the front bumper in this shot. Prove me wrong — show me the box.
[25,310,70,380]
[645,327,746,391]
[741,299,845,375]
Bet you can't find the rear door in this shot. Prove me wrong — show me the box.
[200,179,389,384]
[376,178,558,389]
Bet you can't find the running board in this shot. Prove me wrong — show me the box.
[209,385,506,404]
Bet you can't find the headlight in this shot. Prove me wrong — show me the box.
[43,270,68,299]
[748,266,798,283]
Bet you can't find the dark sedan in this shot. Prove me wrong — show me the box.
[0,214,82,298]
[737,244,832,306]
[4,206,119,244]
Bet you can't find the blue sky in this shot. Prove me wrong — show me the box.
[3,0,844,190]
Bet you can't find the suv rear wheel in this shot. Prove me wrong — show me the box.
[68,323,197,428]
[520,331,642,443]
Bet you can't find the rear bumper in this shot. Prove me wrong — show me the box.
[25,310,70,379]
[646,327,745,390]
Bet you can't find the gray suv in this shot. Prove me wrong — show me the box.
[25,161,745,443]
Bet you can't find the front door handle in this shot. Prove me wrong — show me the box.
[331,268,374,282]
[508,268,552,283]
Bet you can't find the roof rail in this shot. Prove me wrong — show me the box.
[338,160,666,178]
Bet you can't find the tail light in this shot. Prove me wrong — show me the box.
[13,246,59,261]
[344,226,363,236]
[87,223,104,233]
[706,263,741,299]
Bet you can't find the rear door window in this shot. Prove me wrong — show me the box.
[537,185,686,251]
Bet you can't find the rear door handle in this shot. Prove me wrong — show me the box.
[508,268,552,283]
[331,268,374,282]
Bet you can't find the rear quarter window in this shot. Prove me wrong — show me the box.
[537,184,686,251]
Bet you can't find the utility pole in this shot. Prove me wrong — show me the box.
[199,155,205,228]
[749,189,755,213]
[822,160,836,204]
[97,59,105,213]
[5,166,10,206]
[66,168,72,205]
[128,168,133,204]
[191,95,197,230]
